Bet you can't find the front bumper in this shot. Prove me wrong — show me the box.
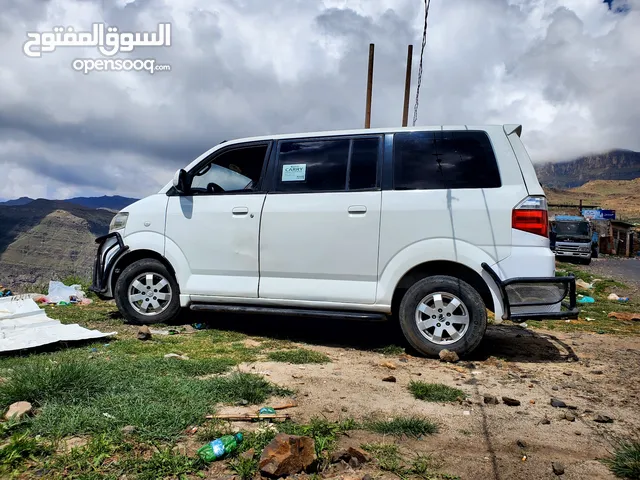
[482,263,579,322]
[90,232,129,298]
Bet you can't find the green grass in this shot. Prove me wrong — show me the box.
[604,441,640,479]
[362,443,457,479]
[229,454,259,480]
[366,416,438,438]
[267,348,331,364]
[408,381,465,402]
[0,431,52,473]
[374,345,406,355]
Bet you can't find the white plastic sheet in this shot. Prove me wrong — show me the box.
[0,295,116,353]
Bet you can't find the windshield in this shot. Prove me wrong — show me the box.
[555,221,590,237]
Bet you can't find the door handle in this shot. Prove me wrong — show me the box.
[232,207,249,215]
[348,205,367,215]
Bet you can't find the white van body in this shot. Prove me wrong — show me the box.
[92,125,578,357]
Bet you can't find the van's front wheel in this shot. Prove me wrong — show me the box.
[114,258,181,325]
[398,276,487,358]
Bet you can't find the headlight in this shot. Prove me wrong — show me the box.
[109,212,129,231]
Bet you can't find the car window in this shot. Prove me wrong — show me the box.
[191,144,269,194]
[275,137,380,193]
[393,131,501,190]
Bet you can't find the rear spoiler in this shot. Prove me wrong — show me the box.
[504,124,522,137]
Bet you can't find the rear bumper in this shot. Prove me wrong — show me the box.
[90,232,129,299]
[482,263,579,321]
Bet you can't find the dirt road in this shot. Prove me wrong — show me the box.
[589,257,640,292]
[201,310,640,480]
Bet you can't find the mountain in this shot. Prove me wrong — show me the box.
[64,195,138,210]
[0,195,138,210]
[0,196,35,206]
[0,200,113,287]
[535,149,640,189]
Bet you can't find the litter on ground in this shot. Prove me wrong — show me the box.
[0,295,116,353]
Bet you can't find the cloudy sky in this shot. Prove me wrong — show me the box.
[0,0,638,200]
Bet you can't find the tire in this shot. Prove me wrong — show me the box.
[114,258,181,325]
[398,275,487,358]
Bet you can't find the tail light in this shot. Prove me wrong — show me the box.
[512,196,548,237]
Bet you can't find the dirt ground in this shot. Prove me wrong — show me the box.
[210,318,640,480]
[588,257,640,294]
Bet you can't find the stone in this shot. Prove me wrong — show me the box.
[563,371,572,376]
[331,446,371,465]
[259,433,316,477]
[362,475,373,480]
[550,398,567,408]
[439,349,459,363]
[164,353,189,360]
[552,462,565,475]
[591,370,604,375]
[594,415,613,424]
[121,425,136,435]
[240,448,255,461]
[483,395,499,405]
[381,361,397,370]
[552,386,559,391]
[541,416,551,425]
[564,413,576,422]
[517,440,527,449]
[4,401,33,420]
[502,397,521,407]
[382,376,397,383]
[137,326,151,340]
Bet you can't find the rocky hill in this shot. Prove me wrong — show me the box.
[0,200,113,287]
[535,149,640,188]
[544,178,640,222]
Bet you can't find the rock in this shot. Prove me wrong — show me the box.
[121,425,136,435]
[164,353,189,360]
[564,413,576,422]
[349,457,360,468]
[362,475,374,480]
[550,398,567,408]
[240,448,255,460]
[552,462,565,475]
[552,386,559,391]
[4,401,33,420]
[591,370,604,375]
[382,376,397,383]
[381,361,397,370]
[517,440,527,449]
[502,397,521,407]
[439,349,459,363]
[594,414,614,423]
[563,371,572,376]
[530,400,536,404]
[483,395,499,405]
[137,326,151,340]
[331,446,371,465]
[259,433,316,477]
[541,417,551,425]
[608,312,640,322]
[239,399,249,406]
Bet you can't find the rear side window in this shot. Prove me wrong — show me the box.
[275,136,379,192]
[393,131,501,190]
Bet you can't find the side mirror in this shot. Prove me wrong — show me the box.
[172,169,190,194]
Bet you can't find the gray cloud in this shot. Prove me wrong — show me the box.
[0,0,638,200]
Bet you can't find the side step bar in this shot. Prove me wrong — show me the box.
[189,303,388,322]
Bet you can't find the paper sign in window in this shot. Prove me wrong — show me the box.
[282,164,306,182]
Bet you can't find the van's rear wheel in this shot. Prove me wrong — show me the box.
[114,258,181,325]
[398,275,487,358]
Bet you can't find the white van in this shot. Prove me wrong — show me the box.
[91,124,578,357]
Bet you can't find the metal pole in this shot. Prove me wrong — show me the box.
[402,45,413,127]
[364,43,375,129]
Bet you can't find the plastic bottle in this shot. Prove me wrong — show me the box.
[197,432,243,462]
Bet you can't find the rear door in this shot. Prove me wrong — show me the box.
[378,127,526,273]
[259,135,383,304]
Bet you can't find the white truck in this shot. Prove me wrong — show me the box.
[91,124,578,358]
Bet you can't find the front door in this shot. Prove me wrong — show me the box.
[165,142,271,297]
[259,135,382,304]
